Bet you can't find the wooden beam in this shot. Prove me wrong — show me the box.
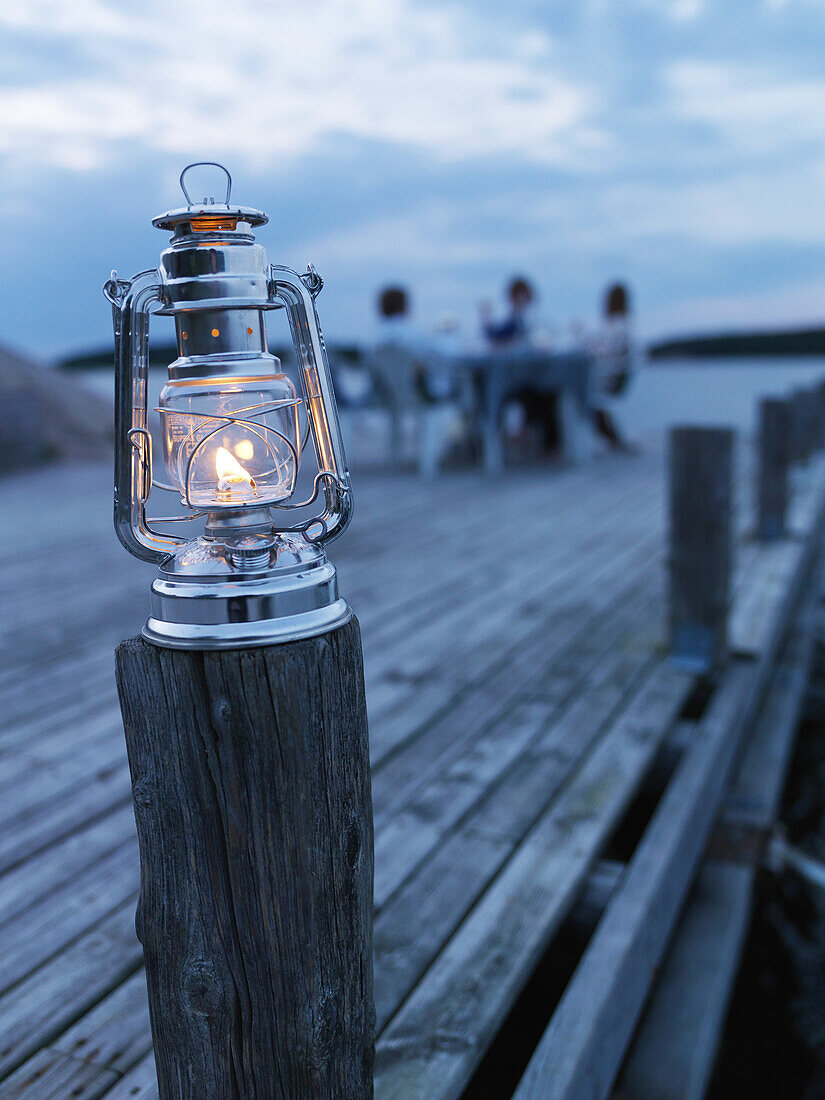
[616,563,819,1099]
[512,662,755,1100]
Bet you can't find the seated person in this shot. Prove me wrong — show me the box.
[589,282,638,454]
[377,286,458,403]
[480,276,535,347]
[375,285,465,476]
[480,277,558,453]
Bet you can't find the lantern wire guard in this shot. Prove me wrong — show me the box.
[104,163,353,649]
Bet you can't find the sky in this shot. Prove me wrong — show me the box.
[2,0,825,359]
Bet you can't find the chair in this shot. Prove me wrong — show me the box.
[366,344,470,479]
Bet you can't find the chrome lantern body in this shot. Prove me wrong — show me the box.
[104,163,352,649]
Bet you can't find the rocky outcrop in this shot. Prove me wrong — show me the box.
[0,345,112,473]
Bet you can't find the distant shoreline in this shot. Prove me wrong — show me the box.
[649,327,825,360]
[58,328,825,371]
[58,342,358,371]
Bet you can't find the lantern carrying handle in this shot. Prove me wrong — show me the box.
[105,268,187,564]
[179,162,232,207]
[268,264,353,544]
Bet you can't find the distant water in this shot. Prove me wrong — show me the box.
[73,356,825,445]
[621,357,825,438]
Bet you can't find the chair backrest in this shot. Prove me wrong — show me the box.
[367,343,428,411]
[327,351,379,410]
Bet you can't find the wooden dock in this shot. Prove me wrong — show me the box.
[1,429,824,1098]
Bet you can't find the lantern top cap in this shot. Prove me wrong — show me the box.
[152,161,268,232]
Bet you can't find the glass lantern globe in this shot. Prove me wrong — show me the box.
[158,366,301,509]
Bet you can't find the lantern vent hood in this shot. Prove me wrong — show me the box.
[152,162,268,234]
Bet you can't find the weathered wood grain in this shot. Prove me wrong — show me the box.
[115,619,374,1100]
[1,842,137,992]
[0,901,142,1079]
[103,1051,158,1099]
[0,1049,120,1099]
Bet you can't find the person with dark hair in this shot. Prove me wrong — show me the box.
[480,276,535,347]
[378,286,408,319]
[479,276,560,454]
[373,284,465,476]
[590,281,638,454]
[605,282,628,319]
[375,285,454,400]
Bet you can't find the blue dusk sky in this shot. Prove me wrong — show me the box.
[2,0,825,359]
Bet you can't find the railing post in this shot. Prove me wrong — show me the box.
[115,620,375,1099]
[809,387,822,454]
[790,389,811,465]
[816,381,825,451]
[756,397,791,541]
[668,426,734,674]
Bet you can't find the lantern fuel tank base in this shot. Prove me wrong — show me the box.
[142,533,351,650]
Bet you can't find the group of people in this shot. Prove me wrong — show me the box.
[369,275,637,461]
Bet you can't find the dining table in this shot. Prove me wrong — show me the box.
[459,348,594,473]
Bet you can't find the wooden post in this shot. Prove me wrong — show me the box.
[816,382,825,451]
[756,397,790,541]
[810,386,822,452]
[790,389,811,464]
[668,426,733,674]
[810,387,823,454]
[115,619,375,1099]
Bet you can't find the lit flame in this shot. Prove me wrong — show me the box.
[216,446,256,493]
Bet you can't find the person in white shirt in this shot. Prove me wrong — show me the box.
[590,282,638,454]
[374,286,464,476]
[376,286,458,403]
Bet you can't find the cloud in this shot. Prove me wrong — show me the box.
[4,0,825,355]
[634,0,706,22]
[666,59,825,156]
[0,0,595,178]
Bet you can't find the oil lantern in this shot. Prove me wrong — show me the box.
[104,163,353,648]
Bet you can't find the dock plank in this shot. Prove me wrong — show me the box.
[512,663,754,1099]
[1,434,820,1100]
[1,841,138,992]
[0,1050,120,1099]
[0,902,142,1079]
[615,566,820,1100]
[2,975,155,1100]
[0,806,134,928]
[100,1052,158,1099]
[50,970,152,1075]
[374,662,691,1099]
